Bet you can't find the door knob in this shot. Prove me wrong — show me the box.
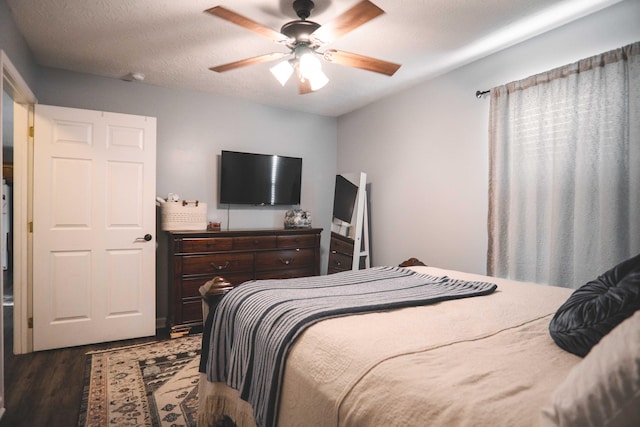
[136,234,153,242]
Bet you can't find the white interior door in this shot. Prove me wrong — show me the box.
[33,104,156,351]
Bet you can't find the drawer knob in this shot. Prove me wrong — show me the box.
[210,261,230,271]
[280,258,292,265]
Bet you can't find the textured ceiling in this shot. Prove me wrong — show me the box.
[6,0,622,116]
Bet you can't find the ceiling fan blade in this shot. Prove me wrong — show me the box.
[323,49,401,76]
[210,52,289,73]
[297,77,313,95]
[311,1,384,45]
[205,6,289,43]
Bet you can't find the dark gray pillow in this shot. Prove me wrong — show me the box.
[549,253,640,357]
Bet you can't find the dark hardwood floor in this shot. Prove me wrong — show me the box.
[1,304,170,427]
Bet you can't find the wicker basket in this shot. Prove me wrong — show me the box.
[161,200,207,231]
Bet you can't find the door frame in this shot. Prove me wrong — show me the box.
[1,50,36,355]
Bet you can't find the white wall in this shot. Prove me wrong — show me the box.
[35,68,338,322]
[337,0,640,274]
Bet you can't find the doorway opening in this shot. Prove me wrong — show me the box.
[2,88,14,356]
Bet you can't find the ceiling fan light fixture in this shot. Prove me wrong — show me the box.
[298,53,328,91]
[298,51,319,76]
[308,68,329,91]
[270,60,294,86]
[293,46,328,91]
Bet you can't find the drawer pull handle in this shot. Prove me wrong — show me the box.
[210,261,230,271]
[336,261,342,266]
[280,258,292,265]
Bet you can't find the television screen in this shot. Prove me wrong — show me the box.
[219,150,302,205]
[333,174,358,223]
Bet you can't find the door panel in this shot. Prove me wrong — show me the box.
[50,251,91,320]
[52,158,92,227]
[33,104,156,351]
[106,249,142,315]
[107,162,143,226]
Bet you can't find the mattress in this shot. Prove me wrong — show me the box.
[198,266,580,427]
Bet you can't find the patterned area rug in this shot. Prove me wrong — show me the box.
[78,335,202,427]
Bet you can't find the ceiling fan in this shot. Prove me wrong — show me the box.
[205,0,401,94]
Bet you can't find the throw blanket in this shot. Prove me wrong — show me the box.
[205,266,497,427]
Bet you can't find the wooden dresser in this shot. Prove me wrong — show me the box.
[328,231,354,274]
[167,228,322,334]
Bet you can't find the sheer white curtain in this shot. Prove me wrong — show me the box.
[487,41,640,288]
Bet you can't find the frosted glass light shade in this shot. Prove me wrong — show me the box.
[308,69,328,91]
[299,53,328,91]
[270,49,329,92]
[270,60,294,86]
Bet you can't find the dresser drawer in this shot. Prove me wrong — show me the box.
[330,236,354,255]
[255,248,315,271]
[256,266,315,280]
[181,273,253,298]
[181,299,204,324]
[182,252,254,275]
[277,234,317,249]
[328,251,353,272]
[233,236,277,250]
[181,237,233,253]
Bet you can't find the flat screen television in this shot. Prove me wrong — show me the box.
[219,150,302,205]
[332,174,358,223]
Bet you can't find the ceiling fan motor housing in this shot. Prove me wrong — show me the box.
[281,20,320,43]
[281,0,321,44]
[293,0,315,19]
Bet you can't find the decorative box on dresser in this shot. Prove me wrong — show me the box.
[167,228,322,335]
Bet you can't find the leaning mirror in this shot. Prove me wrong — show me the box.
[327,172,370,274]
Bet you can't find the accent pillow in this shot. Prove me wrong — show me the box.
[540,310,640,427]
[548,253,640,357]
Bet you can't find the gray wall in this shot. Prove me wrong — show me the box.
[34,69,338,324]
[2,90,12,155]
[337,0,640,276]
[0,0,38,89]
[3,0,640,325]
[1,0,338,324]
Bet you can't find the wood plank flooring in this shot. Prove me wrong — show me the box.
[1,304,170,427]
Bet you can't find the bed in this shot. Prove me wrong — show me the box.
[197,263,640,427]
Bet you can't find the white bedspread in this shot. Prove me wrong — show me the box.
[198,266,580,427]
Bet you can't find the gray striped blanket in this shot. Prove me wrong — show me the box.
[205,266,497,427]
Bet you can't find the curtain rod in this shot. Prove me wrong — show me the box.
[475,89,490,99]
